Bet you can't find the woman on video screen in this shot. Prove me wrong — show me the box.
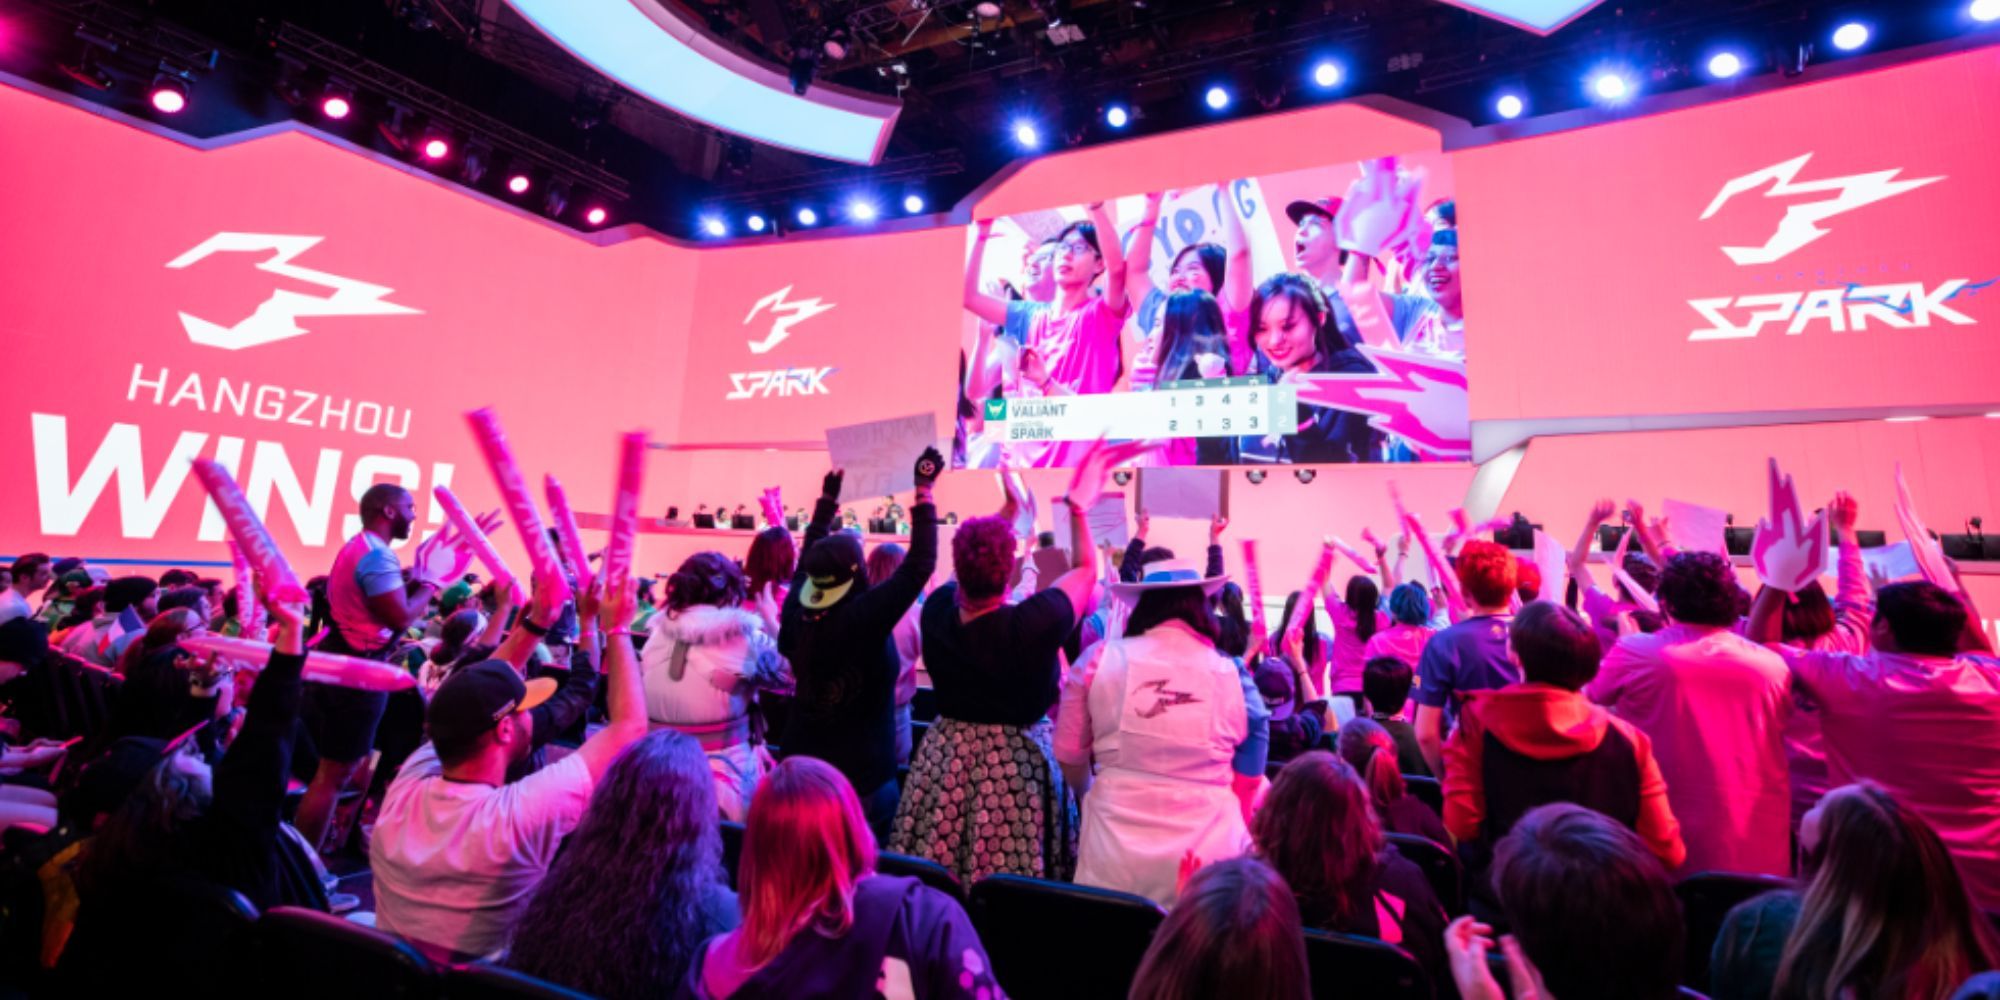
[1220,273,1379,466]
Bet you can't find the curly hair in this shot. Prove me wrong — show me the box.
[75,745,212,898]
[1253,751,1384,930]
[666,551,748,613]
[951,515,1017,601]
[507,731,728,998]
[1455,540,1518,608]
[1656,551,1740,627]
[743,527,797,601]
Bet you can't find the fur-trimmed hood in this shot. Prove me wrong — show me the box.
[648,604,766,646]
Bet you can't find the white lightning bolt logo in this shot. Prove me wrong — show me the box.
[1701,154,1944,265]
[743,285,835,354]
[165,233,420,350]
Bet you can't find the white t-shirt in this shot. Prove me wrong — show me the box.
[369,743,595,956]
[0,589,30,626]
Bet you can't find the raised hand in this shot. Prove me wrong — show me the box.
[600,574,636,632]
[576,577,603,628]
[913,447,944,489]
[1587,498,1617,524]
[475,509,504,536]
[822,468,845,502]
[1829,491,1859,535]
[1209,515,1229,543]
[1445,918,1506,1000]
[1135,509,1150,540]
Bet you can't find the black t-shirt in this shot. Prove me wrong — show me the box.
[921,583,1076,727]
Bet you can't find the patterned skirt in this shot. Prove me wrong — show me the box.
[889,716,1078,887]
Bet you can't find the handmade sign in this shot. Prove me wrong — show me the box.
[1860,541,1922,582]
[466,408,570,605]
[1001,470,1037,541]
[1051,493,1130,552]
[602,431,647,600]
[544,475,595,593]
[181,633,416,692]
[434,485,514,590]
[1664,498,1732,558]
[825,412,939,502]
[190,459,307,603]
[1532,530,1567,604]
[1751,458,1831,593]
[1136,468,1228,522]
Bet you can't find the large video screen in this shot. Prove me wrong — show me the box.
[954,153,1467,469]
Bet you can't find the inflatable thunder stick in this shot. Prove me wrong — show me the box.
[466,408,569,603]
[180,633,415,693]
[1241,539,1271,657]
[544,475,595,593]
[227,540,265,635]
[433,485,514,587]
[191,459,308,603]
[601,431,647,599]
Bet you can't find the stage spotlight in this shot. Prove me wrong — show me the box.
[747,213,768,233]
[1112,470,1133,486]
[1104,104,1129,129]
[543,180,571,218]
[1495,92,1525,119]
[1205,85,1231,111]
[1707,51,1745,79]
[1831,21,1870,51]
[584,206,608,227]
[321,82,353,120]
[1295,468,1317,484]
[506,172,532,195]
[903,194,926,214]
[460,142,491,184]
[60,49,115,91]
[1589,70,1633,103]
[149,74,189,114]
[848,199,879,222]
[797,207,819,227]
[1976,0,2000,22]
[1311,60,1343,89]
[1245,469,1267,485]
[1012,120,1041,149]
[419,128,451,160]
[701,216,728,237]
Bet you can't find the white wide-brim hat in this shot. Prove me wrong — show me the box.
[1108,559,1230,600]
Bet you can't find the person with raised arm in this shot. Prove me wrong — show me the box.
[1126,185,1259,378]
[1120,510,1227,584]
[370,570,648,957]
[1567,499,1663,652]
[890,453,1113,885]
[1413,541,1521,777]
[778,449,942,838]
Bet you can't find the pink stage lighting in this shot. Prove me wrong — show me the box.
[150,81,188,114]
[322,95,352,119]
[584,206,607,226]
[421,137,450,160]
[507,174,531,194]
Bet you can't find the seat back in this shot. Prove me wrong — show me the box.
[1303,928,1431,1000]
[442,961,594,999]
[969,874,1163,1000]
[253,905,438,1000]
[719,820,745,887]
[876,851,966,905]
[1385,833,1464,916]
[1675,871,1792,991]
[1403,774,1443,816]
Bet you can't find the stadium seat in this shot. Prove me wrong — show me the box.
[1304,928,1431,1000]
[253,905,439,999]
[876,850,966,905]
[1386,832,1465,915]
[442,961,594,999]
[969,874,1164,1000]
[1675,871,1793,991]
[720,820,744,885]
[1403,774,1443,816]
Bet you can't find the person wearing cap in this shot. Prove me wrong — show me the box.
[369,573,645,957]
[1259,624,1334,767]
[1055,559,1270,908]
[778,448,942,839]
[1283,194,1367,339]
[59,575,156,667]
[36,566,95,633]
[0,553,54,627]
[59,585,328,992]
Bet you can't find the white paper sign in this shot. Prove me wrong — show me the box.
[1051,492,1130,552]
[825,413,939,503]
[1663,498,1731,557]
[1532,530,1567,604]
[1138,468,1226,521]
[1860,541,1922,582]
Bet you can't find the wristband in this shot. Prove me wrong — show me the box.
[606,628,639,637]
[518,616,552,637]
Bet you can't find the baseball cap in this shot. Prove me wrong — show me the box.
[1253,659,1297,722]
[1284,196,1342,227]
[799,534,866,611]
[426,660,557,759]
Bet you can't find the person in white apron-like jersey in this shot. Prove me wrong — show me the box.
[1055,560,1270,908]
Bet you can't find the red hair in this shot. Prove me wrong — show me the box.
[950,515,1017,601]
[1514,557,1543,604]
[1457,541,1518,608]
[737,757,877,967]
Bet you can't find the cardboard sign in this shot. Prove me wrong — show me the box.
[825,413,939,502]
[1664,498,1732,558]
[1050,492,1130,552]
[1532,530,1568,604]
[1860,541,1922,583]
[1137,468,1228,522]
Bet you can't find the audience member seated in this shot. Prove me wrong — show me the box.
[1254,752,1449,987]
[59,575,156,667]
[370,575,645,957]
[58,589,325,992]
[778,453,940,839]
[642,552,793,822]
[1361,655,1429,776]
[1444,602,1685,891]
[1256,652,1329,767]
[1749,578,2000,909]
[1711,782,2000,1000]
[682,756,999,998]
[106,607,232,744]
[1338,718,1449,845]
[507,731,739,998]
[1415,542,1520,776]
[1127,857,1311,1000]
[1058,560,1268,908]
[1590,550,1791,877]
[0,552,53,626]
[1472,803,1686,1000]
[891,498,1093,886]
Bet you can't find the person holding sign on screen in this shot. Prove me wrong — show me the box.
[778,448,942,838]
